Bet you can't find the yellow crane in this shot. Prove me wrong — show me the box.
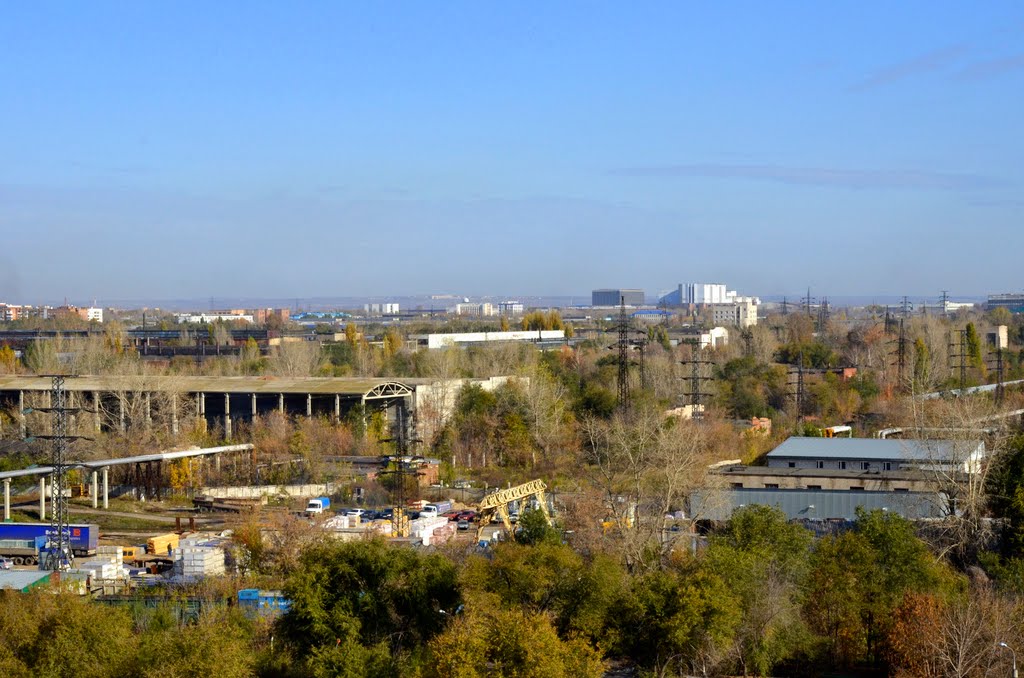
[477,479,552,543]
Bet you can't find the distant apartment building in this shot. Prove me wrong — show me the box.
[52,305,104,323]
[253,308,290,324]
[709,298,758,328]
[452,303,496,317]
[0,304,24,322]
[364,303,400,315]
[498,301,524,315]
[592,289,644,307]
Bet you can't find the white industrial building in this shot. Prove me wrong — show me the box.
[175,313,254,324]
[364,303,400,315]
[452,302,496,317]
[710,298,758,327]
[766,437,987,475]
[417,330,565,349]
[498,301,524,315]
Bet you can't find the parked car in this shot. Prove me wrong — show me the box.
[508,512,519,524]
[458,510,477,522]
[0,557,12,570]
[346,509,365,518]
[443,511,460,522]
[457,520,470,531]
[453,479,473,489]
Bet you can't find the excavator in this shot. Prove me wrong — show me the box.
[476,479,552,544]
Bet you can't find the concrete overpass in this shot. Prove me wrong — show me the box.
[0,444,254,521]
[0,375,425,440]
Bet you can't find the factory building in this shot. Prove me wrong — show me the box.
[592,289,644,307]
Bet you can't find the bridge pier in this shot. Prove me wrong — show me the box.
[3,478,9,521]
[18,390,25,439]
[38,476,45,520]
[224,393,232,440]
[91,470,98,508]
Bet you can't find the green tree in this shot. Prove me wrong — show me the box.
[965,322,984,371]
[280,538,460,672]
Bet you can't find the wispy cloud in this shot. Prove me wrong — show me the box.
[610,163,998,191]
[850,44,971,91]
[957,52,1024,81]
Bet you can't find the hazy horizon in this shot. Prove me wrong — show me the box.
[2,4,1022,301]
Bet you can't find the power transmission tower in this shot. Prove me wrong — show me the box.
[26,376,90,571]
[679,341,713,419]
[617,297,630,413]
[816,297,830,333]
[989,345,1006,405]
[901,295,912,318]
[893,319,908,390]
[781,296,789,316]
[788,351,808,418]
[802,287,815,317]
[379,405,422,538]
[940,290,949,319]
[948,329,968,392]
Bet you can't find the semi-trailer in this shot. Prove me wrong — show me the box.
[0,523,99,565]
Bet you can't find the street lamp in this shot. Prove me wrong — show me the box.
[998,641,1018,678]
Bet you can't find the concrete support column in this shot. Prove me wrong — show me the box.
[91,470,98,509]
[18,390,26,439]
[215,454,221,473]
[145,392,152,428]
[251,393,257,417]
[334,394,341,422]
[224,393,232,440]
[93,391,101,433]
[39,476,45,520]
[102,467,109,509]
[3,478,10,522]
[278,393,284,413]
[118,393,126,433]
[306,393,312,417]
[171,393,179,436]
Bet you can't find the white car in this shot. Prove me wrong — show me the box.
[346,509,365,518]
[0,557,13,570]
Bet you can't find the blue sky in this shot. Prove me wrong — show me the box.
[2,3,1022,303]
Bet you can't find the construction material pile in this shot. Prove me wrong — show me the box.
[147,533,179,556]
[409,516,450,546]
[65,545,129,586]
[171,535,227,581]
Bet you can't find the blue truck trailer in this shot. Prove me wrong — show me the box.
[0,523,99,565]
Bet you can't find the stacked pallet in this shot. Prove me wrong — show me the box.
[172,536,226,580]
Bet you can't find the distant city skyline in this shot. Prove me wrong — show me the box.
[2,3,1022,300]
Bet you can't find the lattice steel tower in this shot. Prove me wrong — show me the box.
[43,375,74,570]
